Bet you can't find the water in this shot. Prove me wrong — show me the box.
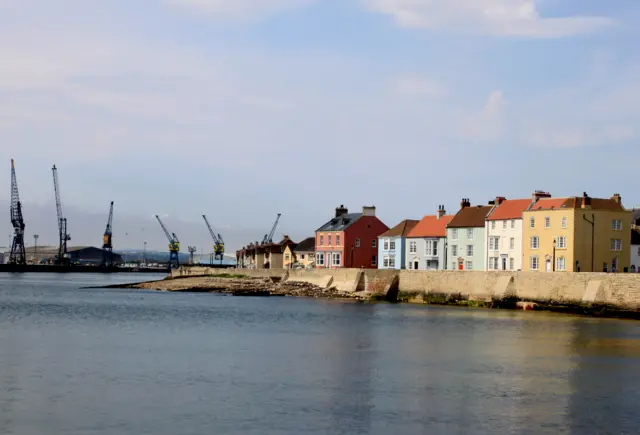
[1,274,639,435]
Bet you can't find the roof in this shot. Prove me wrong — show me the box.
[632,208,640,225]
[448,206,492,228]
[379,219,420,238]
[316,213,362,232]
[632,229,640,245]
[530,197,625,211]
[407,215,454,238]
[487,199,532,220]
[294,237,315,252]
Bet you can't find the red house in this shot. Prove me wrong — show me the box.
[315,205,388,269]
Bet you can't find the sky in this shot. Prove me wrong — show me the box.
[1,0,639,253]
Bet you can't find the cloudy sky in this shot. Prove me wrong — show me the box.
[0,0,638,252]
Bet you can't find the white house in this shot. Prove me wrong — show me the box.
[484,194,545,271]
[405,206,453,271]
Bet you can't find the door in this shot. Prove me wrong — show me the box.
[545,258,552,272]
[414,260,419,270]
[502,257,507,271]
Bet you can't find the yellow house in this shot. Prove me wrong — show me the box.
[283,244,296,269]
[522,193,631,272]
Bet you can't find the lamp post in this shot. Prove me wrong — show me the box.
[33,234,39,265]
[552,239,556,272]
[143,241,147,266]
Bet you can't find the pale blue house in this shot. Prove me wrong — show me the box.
[377,219,420,269]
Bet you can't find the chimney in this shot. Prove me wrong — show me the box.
[437,205,446,220]
[495,196,506,205]
[488,200,495,205]
[335,204,348,218]
[362,205,376,216]
[532,190,551,202]
[460,198,471,209]
[582,192,591,209]
[611,193,622,205]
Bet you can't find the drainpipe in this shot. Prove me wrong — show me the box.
[583,213,595,272]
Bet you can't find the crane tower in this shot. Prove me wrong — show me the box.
[202,215,225,263]
[52,165,71,265]
[155,215,180,268]
[9,159,26,265]
[102,201,114,267]
[262,213,282,244]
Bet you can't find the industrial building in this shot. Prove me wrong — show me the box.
[2,246,122,266]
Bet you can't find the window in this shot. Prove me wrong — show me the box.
[355,238,360,248]
[509,237,515,250]
[300,254,305,260]
[544,216,550,228]
[332,253,341,266]
[489,257,499,270]
[530,256,539,270]
[489,237,500,251]
[556,236,566,249]
[511,220,515,229]
[409,241,417,253]
[561,217,567,229]
[503,220,507,229]
[611,239,622,251]
[425,240,438,256]
[467,229,474,240]
[612,219,622,231]
[556,256,566,271]
[509,257,514,270]
[336,235,341,246]
[372,239,377,248]
[491,221,496,230]
[452,262,457,270]
[383,239,389,250]
[328,235,332,246]
[451,229,458,240]
[317,253,325,266]
[390,240,396,250]
[320,235,324,246]
[389,257,395,268]
[285,254,290,260]
[530,236,539,249]
[383,257,389,267]
[530,217,535,228]
[465,260,473,270]
[371,255,377,266]
[466,245,473,257]
[451,245,458,257]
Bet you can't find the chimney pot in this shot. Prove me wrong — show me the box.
[437,205,446,219]
[335,205,349,218]
[611,193,622,204]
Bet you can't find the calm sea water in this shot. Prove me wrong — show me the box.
[1,273,639,435]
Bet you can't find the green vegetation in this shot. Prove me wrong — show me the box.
[213,273,247,279]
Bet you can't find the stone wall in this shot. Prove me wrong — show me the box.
[174,266,640,309]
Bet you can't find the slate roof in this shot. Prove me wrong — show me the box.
[487,199,532,220]
[379,219,420,238]
[316,213,362,232]
[294,237,315,252]
[632,208,640,226]
[407,215,454,238]
[448,205,493,228]
[632,229,640,246]
[530,197,625,211]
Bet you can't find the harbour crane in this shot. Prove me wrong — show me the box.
[52,165,71,266]
[188,246,197,265]
[9,159,26,265]
[262,213,281,244]
[202,214,225,263]
[155,215,180,268]
[102,201,114,267]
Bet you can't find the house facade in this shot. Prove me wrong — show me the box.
[485,195,540,271]
[446,199,492,271]
[292,237,316,268]
[377,219,419,269]
[315,205,388,269]
[522,193,632,272]
[405,206,453,270]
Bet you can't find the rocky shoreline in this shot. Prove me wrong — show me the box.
[113,275,368,300]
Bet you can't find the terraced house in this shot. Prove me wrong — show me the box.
[315,205,388,269]
[485,193,546,271]
[377,219,419,269]
[522,193,632,273]
[405,206,453,270]
[446,199,492,271]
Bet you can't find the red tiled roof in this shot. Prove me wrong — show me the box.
[487,199,532,220]
[529,198,568,211]
[407,215,454,238]
[379,219,420,238]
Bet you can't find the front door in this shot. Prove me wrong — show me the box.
[502,257,507,271]
[414,260,419,270]
[546,258,552,272]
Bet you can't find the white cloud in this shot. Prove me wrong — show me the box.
[393,75,447,98]
[463,90,507,141]
[166,0,315,19]
[364,0,613,37]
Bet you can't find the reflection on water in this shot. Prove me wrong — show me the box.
[0,274,639,435]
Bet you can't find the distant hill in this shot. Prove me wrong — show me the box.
[115,250,236,266]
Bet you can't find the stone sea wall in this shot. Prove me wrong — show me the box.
[172,267,640,310]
